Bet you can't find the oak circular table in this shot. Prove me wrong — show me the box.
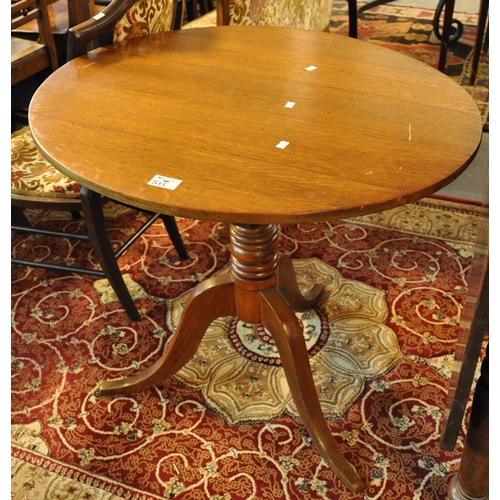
[29,25,483,494]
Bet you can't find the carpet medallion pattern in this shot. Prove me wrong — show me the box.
[12,196,487,499]
[168,259,402,424]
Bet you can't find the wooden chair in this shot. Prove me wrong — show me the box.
[185,0,214,22]
[12,0,100,64]
[12,0,100,127]
[470,0,488,86]
[67,0,184,58]
[11,0,188,322]
[215,0,355,34]
[11,0,59,86]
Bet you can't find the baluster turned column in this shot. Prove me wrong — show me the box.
[230,224,279,324]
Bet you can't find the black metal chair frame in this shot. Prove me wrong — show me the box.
[12,0,188,322]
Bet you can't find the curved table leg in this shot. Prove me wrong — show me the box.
[97,223,364,492]
[98,274,235,395]
[260,287,364,494]
[277,253,324,312]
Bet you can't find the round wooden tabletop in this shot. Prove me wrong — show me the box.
[29,26,483,224]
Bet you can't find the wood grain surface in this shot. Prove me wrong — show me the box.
[29,26,483,224]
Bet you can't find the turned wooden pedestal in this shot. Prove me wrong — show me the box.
[99,224,364,493]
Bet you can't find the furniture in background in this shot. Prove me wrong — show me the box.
[346,0,357,37]
[12,0,101,64]
[437,0,458,71]
[11,0,59,86]
[354,0,487,81]
[30,25,483,493]
[12,0,188,322]
[67,0,184,58]
[432,0,463,43]
[447,340,488,500]
[215,0,340,33]
[440,186,488,500]
[185,0,214,22]
[470,0,488,86]
[355,0,465,51]
[11,0,100,127]
[185,0,358,36]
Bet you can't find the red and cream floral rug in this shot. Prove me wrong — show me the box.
[12,196,487,499]
[12,3,488,499]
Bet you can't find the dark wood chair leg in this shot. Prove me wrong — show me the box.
[198,0,209,15]
[185,0,198,21]
[448,344,489,500]
[12,207,31,227]
[80,186,141,321]
[160,214,189,260]
[441,264,488,451]
[347,0,358,38]
[470,0,488,86]
[483,22,489,53]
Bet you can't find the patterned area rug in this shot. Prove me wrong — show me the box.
[12,197,487,499]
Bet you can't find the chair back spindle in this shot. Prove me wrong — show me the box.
[11,0,59,85]
[67,0,184,60]
[12,0,188,321]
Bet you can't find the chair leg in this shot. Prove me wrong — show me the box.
[12,206,31,227]
[160,215,189,261]
[470,0,488,86]
[80,187,141,321]
[347,0,358,38]
[185,0,197,21]
[483,21,489,53]
[198,0,210,15]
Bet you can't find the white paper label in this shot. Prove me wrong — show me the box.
[285,102,295,108]
[276,141,289,149]
[305,66,317,71]
[147,175,182,190]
